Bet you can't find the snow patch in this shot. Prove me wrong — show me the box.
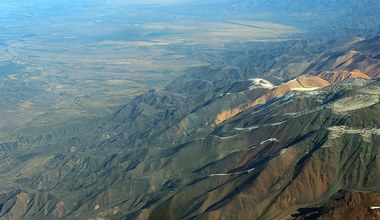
[244,168,255,173]
[260,138,280,145]
[234,126,259,131]
[370,206,380,210]
[209,168,255,177]
[249,78,274,90]
[209,174,229,177]
[329,126,380,142]
[245,145,256,151]
[332,94,380,113]
[268,121,286,126]
[213,135,236,140]
[279,148,288,155]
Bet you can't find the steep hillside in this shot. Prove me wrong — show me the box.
[0,0,379,219]
[146,78,380,220]
[293,191,380,220]
[0,36,378,219]
[214,74,330,124]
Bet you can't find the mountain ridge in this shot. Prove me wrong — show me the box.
[0,33,379,220]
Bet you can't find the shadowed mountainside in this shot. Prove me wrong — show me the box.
[0,36,378,219]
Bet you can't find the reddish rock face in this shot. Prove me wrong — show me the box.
[293,191,380,220]
[214,74,331,124]
[317,70,370,84]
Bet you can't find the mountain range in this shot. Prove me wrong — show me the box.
[0,34,379,220]
[0,1,379,220]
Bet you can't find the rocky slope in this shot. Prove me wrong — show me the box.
[0,31,379,220]
[293,191,380,220]
[145,77,380,220]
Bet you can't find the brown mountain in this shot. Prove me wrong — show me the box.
[316,69,370,84]
[0,37,379,220]
[215,75,331,124]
